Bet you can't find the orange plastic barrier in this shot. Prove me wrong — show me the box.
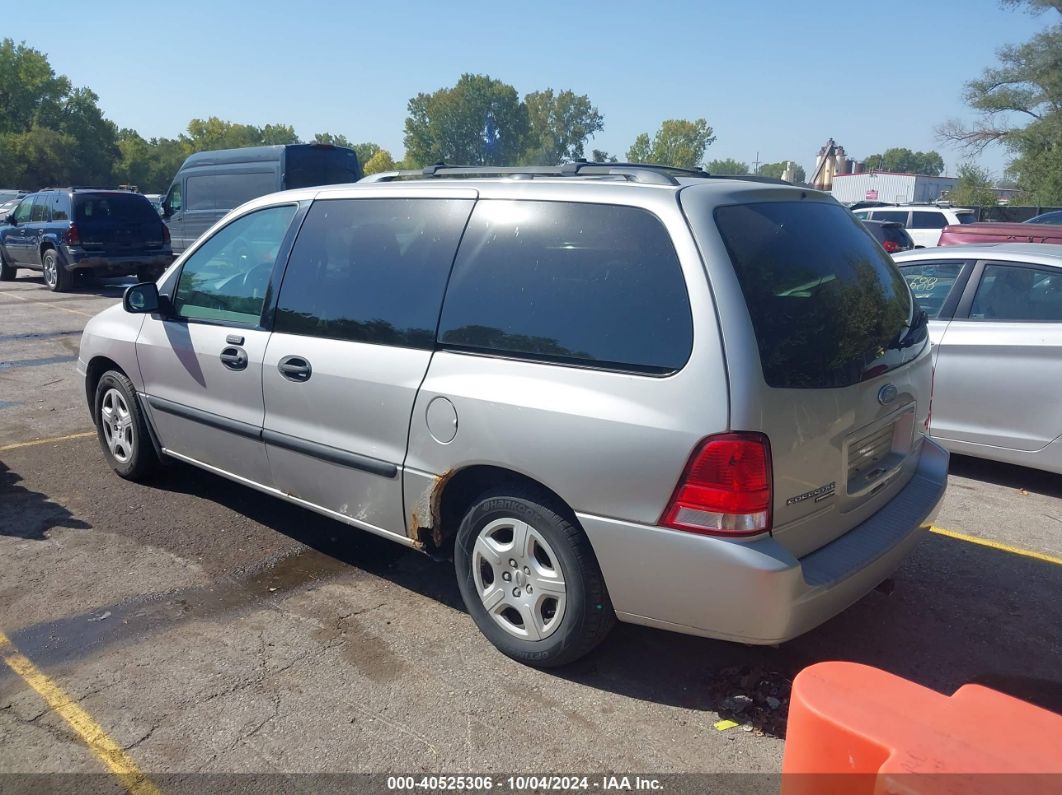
[782,661,1062,795]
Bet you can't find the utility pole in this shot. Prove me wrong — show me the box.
[752,151,762,175]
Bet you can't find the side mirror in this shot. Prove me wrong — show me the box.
[161,203,172,219]
[124,282,162,314]
[5,214,16,226]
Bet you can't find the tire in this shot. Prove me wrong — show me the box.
[93,370,160,481]
[42,248,72,292]
[0,247,15,281]
[454,485,615,667]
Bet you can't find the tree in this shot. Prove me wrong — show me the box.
[706,158,749,175]
[363,149,396,175]
[626,118,715,169]
[113,130,186,193]
[183,117,296,151]
[863,147,945,175]
[522,89,604,164]
[948,163,1000,207]
[759,161,807,182]
[314,132,355,148]
[0,39,118,187]
[591,149,618,163]
[403,74,529,167]
[938,3,1062,204]
[353,142,381,165]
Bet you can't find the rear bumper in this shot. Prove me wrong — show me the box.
[579,439,949,644]
[63,247,173,273]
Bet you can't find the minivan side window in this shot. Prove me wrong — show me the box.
[173,205,298,325]
[274,198,474,348]
[872,210,909,224]
[438,200,694,374]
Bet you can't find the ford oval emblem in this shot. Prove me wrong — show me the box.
[878,384,899,405]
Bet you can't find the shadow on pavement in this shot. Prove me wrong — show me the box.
[948,453,1062,499]
[12,273,133,298]
[0,459,92,540]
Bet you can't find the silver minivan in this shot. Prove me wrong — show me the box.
[78,164,947,666]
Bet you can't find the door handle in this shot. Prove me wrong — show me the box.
[220,346,248,371]
[278,355,312,382]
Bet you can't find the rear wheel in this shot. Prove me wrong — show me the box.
[42,248,72,292]
[94,370,160,481]
[454,486,615,667]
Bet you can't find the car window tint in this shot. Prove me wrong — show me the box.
[51,193,70,221]
[12,198,33,223]
[173,204,297,325]
[873,210,909,224]
[186,173,277,212]
[438,200,693,374]
[30,195,50,222]
[74,194,159,223]
[275,198,472,348]
[970,264,1062,322]
[715,201,916,388]
[899,262,963,318]
[909,212,947,229]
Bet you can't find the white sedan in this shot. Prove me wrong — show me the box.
[893,243,1062,474]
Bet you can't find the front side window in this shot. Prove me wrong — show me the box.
[909,212,947,229]
[970,264,1062,322]
[12,198,33,224]
[899,262,964,318]
[173,204,297,324]
[438,200,693,374]
[166,183,182,213]
[275,198,474,348]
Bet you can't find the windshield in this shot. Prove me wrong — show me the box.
[714,201,921,389]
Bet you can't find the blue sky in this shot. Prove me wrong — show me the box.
[5,0,1050,177]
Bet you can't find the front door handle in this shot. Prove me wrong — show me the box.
[278,355,312,382]
[220,346,248,371]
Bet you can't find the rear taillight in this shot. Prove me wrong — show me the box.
[161,224,170,244]
[661,433,772,537]
[882,239,900,253]
[64,224,80,246]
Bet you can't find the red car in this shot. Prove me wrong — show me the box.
[937,221,1062,246]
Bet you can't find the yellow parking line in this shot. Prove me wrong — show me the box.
[0,431,95,452]
[931,526,1062,566]
[0,290,96,317]
[0,631,161,795]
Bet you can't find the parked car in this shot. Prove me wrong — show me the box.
[162,143,361,254]
[1025,211,1062,225]
[861,219,915,253]
[893,243,1062,474]
[0,198,21,218]
[0,189,173,291]
[852,205,977,247]
[79,163,947,666]
[937,221,1062,247]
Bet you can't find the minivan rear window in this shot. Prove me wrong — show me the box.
[714,201,916,389]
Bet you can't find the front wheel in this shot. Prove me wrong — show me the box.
[42,248,72,292]
[94,371,160,481]
[454,486,615,667]
[0,248,15,281]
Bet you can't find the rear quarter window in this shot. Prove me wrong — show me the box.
[714,201,916,388]
[438,200,693,374]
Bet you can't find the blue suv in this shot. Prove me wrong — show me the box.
[0,188,173,291]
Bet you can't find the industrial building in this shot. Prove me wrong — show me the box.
[830,172,958,205]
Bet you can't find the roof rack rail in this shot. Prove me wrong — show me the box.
[361,161,794,187]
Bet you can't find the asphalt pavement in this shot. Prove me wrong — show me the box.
[1,273,1059,787]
